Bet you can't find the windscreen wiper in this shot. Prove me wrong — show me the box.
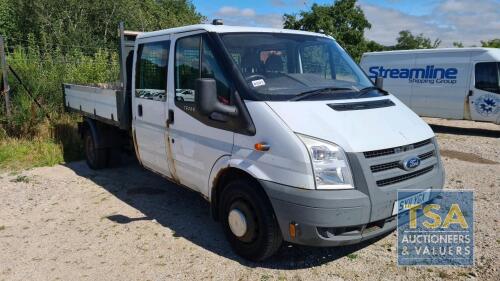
[355,86,387,98]
[290,87,357,101]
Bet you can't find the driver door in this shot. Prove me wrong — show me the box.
[167,32,234,194]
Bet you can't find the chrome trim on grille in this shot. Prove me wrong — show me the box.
[370,150,435,173]
[363,139,432,158]
[376,165,434,187]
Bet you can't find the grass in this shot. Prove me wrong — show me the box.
[0,138,64,170]
[0,115,84,171]
[346,253,359,260]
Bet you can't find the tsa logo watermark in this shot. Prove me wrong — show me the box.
[397,190,474,266]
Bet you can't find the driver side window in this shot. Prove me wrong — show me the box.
[174,34,231,108]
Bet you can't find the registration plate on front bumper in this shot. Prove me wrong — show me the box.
[392,189,431,215]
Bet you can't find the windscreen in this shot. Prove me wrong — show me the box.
[220,33,375,100]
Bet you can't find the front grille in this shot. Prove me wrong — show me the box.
[370,150,435,173]
[376,165,434,187]
[419,150,434,160]
[370,161,399,173]
[363,139,432,158]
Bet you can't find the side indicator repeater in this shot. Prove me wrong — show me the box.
[289,222,297,240]
[254,142,270,152]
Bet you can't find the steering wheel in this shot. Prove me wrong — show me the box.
[245,74,266,82]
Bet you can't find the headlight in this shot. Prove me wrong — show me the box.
[297,134,354,190]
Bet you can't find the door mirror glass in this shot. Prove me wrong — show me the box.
[195,78,238,116]
[375,76,384,90]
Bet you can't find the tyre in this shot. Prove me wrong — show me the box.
[84,129,109,170]
[220,179,283,261]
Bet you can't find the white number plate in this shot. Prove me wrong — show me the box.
[392,189,431,215]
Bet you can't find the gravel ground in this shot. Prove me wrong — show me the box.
[0,118,498,281]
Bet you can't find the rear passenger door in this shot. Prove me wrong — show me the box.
[469,62,500,123]
[132,36,172,177]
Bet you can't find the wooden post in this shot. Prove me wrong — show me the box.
[0,35,10,118]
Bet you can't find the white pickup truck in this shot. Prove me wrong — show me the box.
[64,21,444,261]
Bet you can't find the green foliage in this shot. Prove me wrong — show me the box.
[0,137,64,170]
[481,39,500,48]
[4,43,119,136]
[0,0,202,169]
[365,40,387,52]
[4,0,203,50]
[394,30,441,50]
[0,0,203,138]
[453,41,464,48]
[0,0,15,37]
[283,0,371,61]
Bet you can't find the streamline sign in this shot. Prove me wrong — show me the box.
[368,65,458,85]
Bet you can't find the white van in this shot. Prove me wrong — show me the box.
[64,22,444,261]
[360,48,500,124]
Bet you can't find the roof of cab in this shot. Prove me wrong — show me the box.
[136,24,333,39]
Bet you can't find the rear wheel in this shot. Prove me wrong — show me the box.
[220,179,283,261]
[84,129,109,170]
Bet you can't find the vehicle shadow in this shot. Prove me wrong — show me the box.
[65,158,392,269]
[429,124,500,138]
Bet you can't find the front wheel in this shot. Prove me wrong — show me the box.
[220,179,283,261]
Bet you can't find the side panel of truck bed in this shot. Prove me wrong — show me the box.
[64,84,120,126]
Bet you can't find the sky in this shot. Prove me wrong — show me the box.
[191,0,500,47]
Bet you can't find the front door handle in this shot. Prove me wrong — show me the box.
[166,109,174,127]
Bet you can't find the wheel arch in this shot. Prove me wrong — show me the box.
[210,166,271,221]
[79,117,120,149]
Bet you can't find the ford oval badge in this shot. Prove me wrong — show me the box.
[401,156,421,171]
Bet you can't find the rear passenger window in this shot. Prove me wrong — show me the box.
[135,41,170,101]
[475,62,500,94]
[175,34,231,107]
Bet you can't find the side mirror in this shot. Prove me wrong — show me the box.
[375,76,384,90]
[195,78,238,117]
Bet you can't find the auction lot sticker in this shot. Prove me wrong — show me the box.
[397,190,473,266]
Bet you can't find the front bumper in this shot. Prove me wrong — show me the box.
[259,164,444,247]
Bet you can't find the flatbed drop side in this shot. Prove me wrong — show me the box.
[64,24,138,131]
[63,22,444,261]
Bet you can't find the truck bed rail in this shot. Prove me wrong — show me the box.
[63,83,122,127]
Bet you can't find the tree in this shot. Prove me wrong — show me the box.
[365,40,387,52]
[394,30,441,50]
[3,0,204,50]
[283,0,371,61]
[0,0,16,37]
[453,41,464,48]
[481,39,500,48]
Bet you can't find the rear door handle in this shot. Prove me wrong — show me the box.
[166,109,174,127]
[138,104,143,117]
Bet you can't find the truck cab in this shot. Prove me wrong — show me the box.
[65,22,445,261]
